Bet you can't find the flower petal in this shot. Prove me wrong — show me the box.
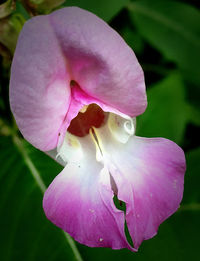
[96,127,186,249]
[43,136,135,251]
[50,7,147,117]
[10,7,147,151]
[9,15,71,151]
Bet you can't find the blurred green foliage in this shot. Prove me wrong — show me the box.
[129,0,200,85]
[136,73,188,144]
[0,0,200,260]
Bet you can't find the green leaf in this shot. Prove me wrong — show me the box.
[182,147,200,205]
[128,0,200,84]
[120,26,144,55]
[136,73,187,144]
[185,103,200,126]
[15,1,30,20]
[78,211,200,261]
[63,0,129,21]
[0,135,83,261]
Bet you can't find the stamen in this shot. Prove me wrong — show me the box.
[91,128,103,156]
[79,105,88,113]
[89,128,104,162]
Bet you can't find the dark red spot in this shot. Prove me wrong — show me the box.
[67,104,105,137]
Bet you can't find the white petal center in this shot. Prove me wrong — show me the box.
[56,110,136,167]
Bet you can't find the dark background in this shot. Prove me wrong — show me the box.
[0,0,200,260]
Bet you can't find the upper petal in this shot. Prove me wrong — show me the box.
[9,15,71,151]
[50,7,147,117]
[10,7,147,151]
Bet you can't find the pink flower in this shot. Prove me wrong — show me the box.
[9,7,186,251]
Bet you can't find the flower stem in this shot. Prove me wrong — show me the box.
[13,135,84,261]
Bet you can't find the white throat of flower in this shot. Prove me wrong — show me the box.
[56,111,136,166]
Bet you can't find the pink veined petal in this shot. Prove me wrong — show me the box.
[105,136,186,250]
[43,136,135,251]
[10,7,147,151]
[9,15,71,151]
[49,7,147,117]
